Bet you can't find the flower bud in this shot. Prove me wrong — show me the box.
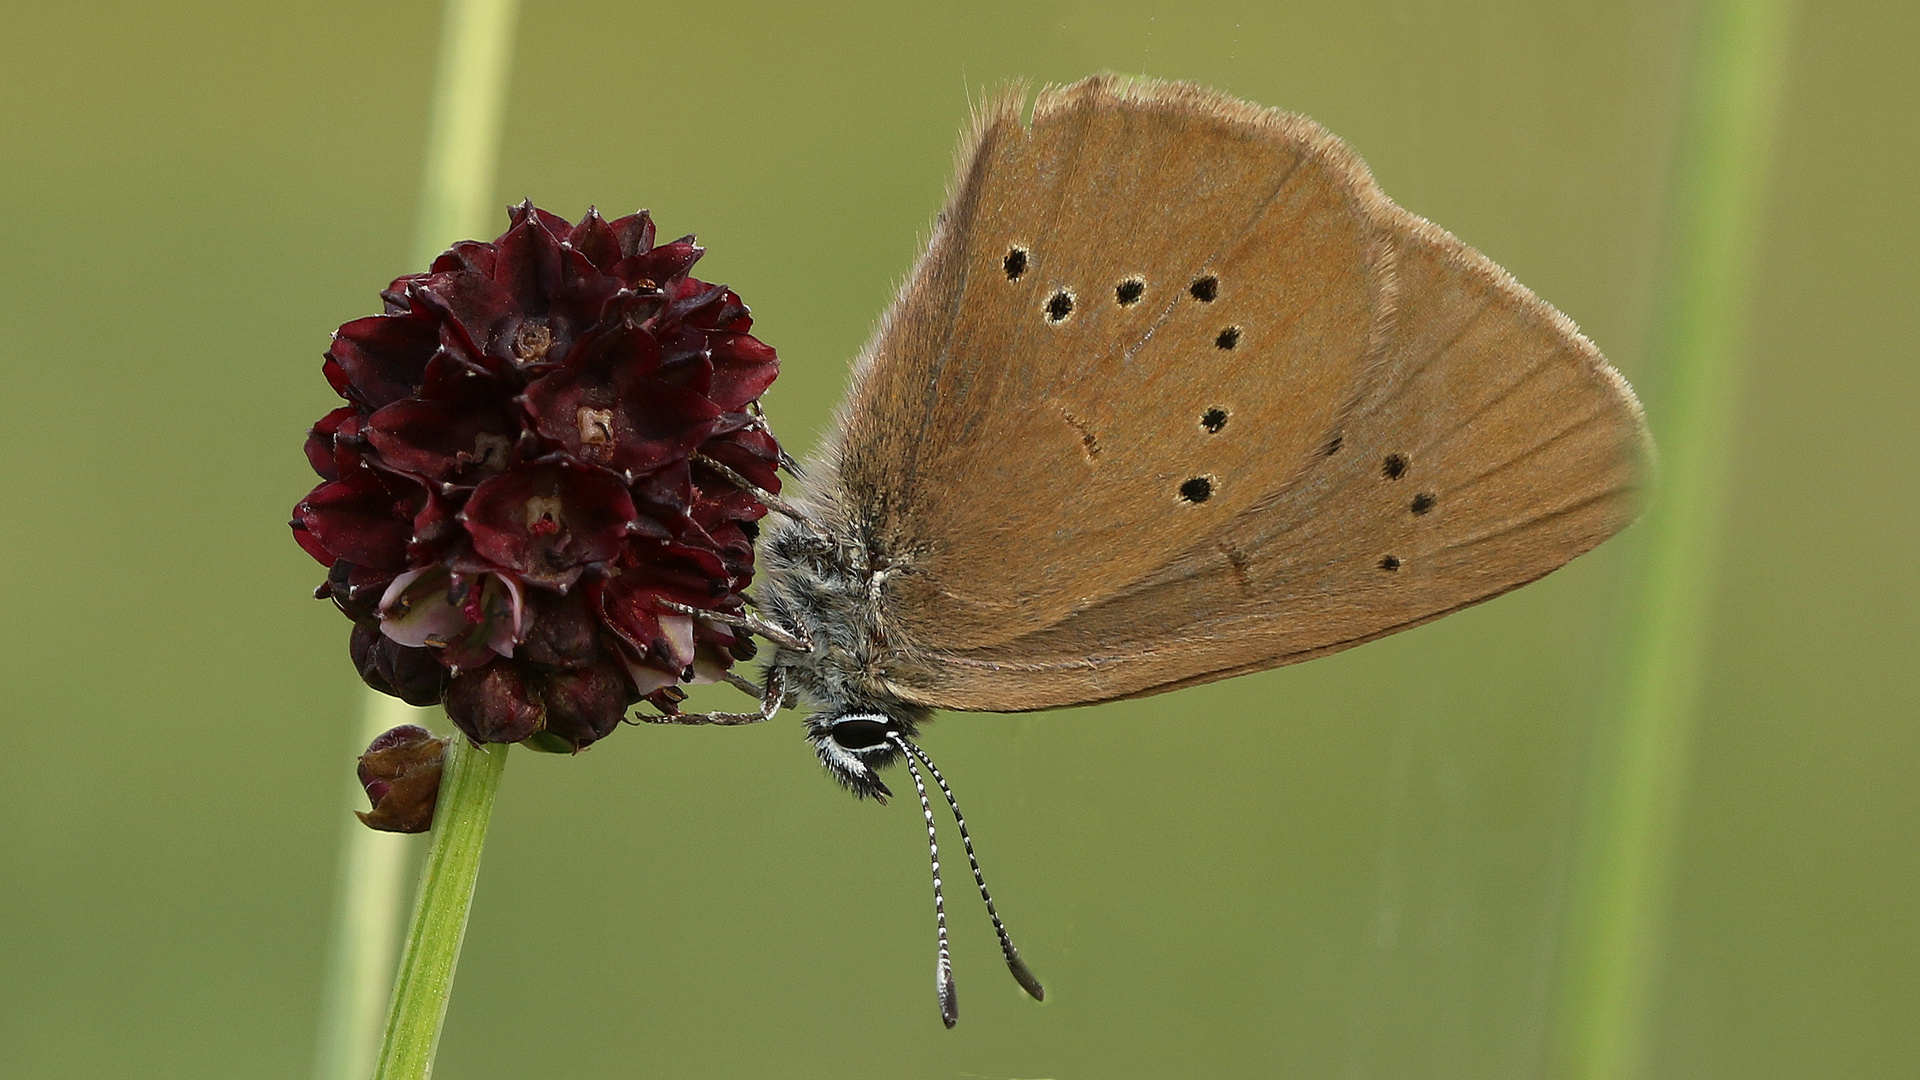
[445,662,545,744]
[351,621,446,707]
[356,725,448,833]
[538,659,638,750]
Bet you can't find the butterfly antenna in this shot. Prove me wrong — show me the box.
[900,737,1045,1002]
[896,737,959,1028]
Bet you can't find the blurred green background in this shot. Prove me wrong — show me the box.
[2,1,1913,1077]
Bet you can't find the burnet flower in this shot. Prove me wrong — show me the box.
[294,202,781,755]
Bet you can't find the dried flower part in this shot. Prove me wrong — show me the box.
[356,725,449,833]
[295,203,781,749]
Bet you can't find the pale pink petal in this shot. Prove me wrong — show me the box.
[659,614,696,669]
[380,568,470,649]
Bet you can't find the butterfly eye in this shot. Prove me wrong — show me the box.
[829,718,893,750]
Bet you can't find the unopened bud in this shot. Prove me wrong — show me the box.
[355,725,448,833]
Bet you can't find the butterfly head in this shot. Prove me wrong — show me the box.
[805,711,917,802]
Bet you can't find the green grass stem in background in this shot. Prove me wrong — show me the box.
[372,740,510,1080]
[1555,2,1795,1078]
[312,696,435,1080]
[409,0,525,270]
[311,1,522,1078]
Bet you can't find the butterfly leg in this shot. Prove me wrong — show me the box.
[691,451,815,525]
[656,598,814,653]
[746,400,804,476]
[633,666,787,727]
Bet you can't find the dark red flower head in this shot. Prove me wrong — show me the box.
[295,202,781,750]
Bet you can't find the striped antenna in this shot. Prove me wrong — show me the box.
[900,738,1046,1002]
[895,736,958,1028]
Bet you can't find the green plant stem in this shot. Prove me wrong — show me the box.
[312,2,521,1079]
[372,739,510,1080]
[1555,2,1793,1079]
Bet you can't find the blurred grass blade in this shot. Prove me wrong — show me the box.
[1555,2,1795,1078]
[312,1,521,1078]
[409,0,525,268]
[313,697,438,1080]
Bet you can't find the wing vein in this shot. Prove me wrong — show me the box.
[1365,291,1495,420]
[1115,150,1308,370]
[1442,408,1610,500]
[1436,485,1630,553]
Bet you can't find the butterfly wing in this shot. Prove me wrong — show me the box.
[813,76,1649,712]
[827,78,1390,648]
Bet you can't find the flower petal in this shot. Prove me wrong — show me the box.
[607,210,656,260]
[493,203,565,324]
[697,427,783,493]
[566,207,621,271]
[304,407,360,480]
[293,471,423,570]
[326,313,440,410]
[614,236,701,288]
[705,333,779,411]
[365,386,515,485]
[523,349,722,475]
[462,461,635,589]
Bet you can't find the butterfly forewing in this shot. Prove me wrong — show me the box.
[836,80,1387,649]
[814,76,1648,712]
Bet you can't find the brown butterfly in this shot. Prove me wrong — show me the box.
[651,75,1651,1027]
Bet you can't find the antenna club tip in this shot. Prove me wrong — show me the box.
[938,963,959,1028]
[1008,952,1046,1001]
